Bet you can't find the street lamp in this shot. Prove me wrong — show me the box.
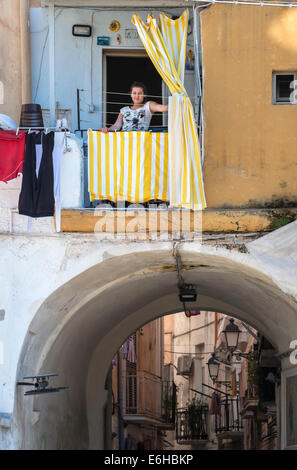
[207,353,220,382]
[223,318,241,352]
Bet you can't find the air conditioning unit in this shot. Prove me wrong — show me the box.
[215,349,232,364]
[177,355,193,375]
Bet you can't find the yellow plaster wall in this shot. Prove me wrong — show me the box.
[201,5,297,208]
[0,0,31,123]
[0,0,22,123]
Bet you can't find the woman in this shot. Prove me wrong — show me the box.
[101,82,168,133]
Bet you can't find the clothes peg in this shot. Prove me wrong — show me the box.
[63,130,71,153]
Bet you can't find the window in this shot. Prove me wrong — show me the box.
[272,72,296,104]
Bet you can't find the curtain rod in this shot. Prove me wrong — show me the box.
[16,127,69,130]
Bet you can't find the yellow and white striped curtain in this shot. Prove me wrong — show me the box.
[132,9,207,210]
[88,130,169,203]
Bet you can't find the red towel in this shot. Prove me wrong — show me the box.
[0,130,26,183]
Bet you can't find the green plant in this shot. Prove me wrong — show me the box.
[162,391,177,418]
[246,349,260,398]
[270,215,295,231]
[247,350,259,385]
[185,397,209,439]
[186,396,207,411]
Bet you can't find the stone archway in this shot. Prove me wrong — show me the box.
[10,241,297,449]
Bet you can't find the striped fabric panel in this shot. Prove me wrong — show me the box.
[159,9,188,85]
[131,14,185,95]
[88,130,169,203]
[131,9,207,211]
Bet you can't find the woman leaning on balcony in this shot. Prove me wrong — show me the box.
[100,82,168,133]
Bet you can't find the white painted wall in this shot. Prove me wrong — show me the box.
[30,6,197,132]
[0,235,296,448]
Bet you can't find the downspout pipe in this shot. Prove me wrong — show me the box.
[20,0,32,104]
[117,351,125,450]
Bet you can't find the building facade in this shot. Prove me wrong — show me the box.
[0,0,296,450]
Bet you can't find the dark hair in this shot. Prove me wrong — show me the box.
[130,82,148,103]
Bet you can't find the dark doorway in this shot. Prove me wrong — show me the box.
[106,55,163,128]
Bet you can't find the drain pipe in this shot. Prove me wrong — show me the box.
[20,0,31,104]
[117,350,125,450]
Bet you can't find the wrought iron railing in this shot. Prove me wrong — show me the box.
[176,406,209,441]
[162,381,177,424]
[214,395,243,433]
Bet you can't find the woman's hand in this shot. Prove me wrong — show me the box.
[101,113,123,133]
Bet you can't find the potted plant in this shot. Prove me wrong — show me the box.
[185,396,209,440]
[247,349,259,399]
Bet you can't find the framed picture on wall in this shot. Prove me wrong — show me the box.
[281,368,297,449]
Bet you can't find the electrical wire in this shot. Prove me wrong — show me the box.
[103,90,196,100]
[164,350,217,354]
[191,0,297,6]
[105,111,168,115]
[104,124,169,128]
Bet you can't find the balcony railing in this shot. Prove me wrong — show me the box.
[125,373,175,424]
[215,395,243,434]
[162,381,176,425]
[176,406,209,442]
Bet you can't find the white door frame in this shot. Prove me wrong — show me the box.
[101,48,148,127]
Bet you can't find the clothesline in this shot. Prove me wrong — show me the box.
[104,124,169,128]
[105,111,168,115]
[102,90,197,100]
[102,100,167,106]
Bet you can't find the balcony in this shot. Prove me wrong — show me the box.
[242,383,260,418]
[176,405,209,445]
[214,396,244,446]
[1,132,296,237]
[124,372,175,428]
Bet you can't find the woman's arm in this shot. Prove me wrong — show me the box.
[101,113,123,133]
[149,101,168,113]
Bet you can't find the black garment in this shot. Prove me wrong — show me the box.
[18,132,55,218]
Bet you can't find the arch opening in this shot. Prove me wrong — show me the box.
[14,248,297,449]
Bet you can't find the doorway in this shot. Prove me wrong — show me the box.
[103,51,164,128]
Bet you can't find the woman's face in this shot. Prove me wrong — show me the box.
[131,87,145,106]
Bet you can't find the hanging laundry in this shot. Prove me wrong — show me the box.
[209,391,221,415]
[35,132,64,231]
[0,130,25,183]
[209,392,218,415]
[122,336,137,363]
[18,132,55,218]
[53,133,65,233]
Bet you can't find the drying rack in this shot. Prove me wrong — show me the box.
[15,126,71,153]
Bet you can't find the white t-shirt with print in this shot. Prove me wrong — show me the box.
[120,101,152,131]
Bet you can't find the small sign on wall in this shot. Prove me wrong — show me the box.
[97,36,110,46]
[125,29,138,39]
